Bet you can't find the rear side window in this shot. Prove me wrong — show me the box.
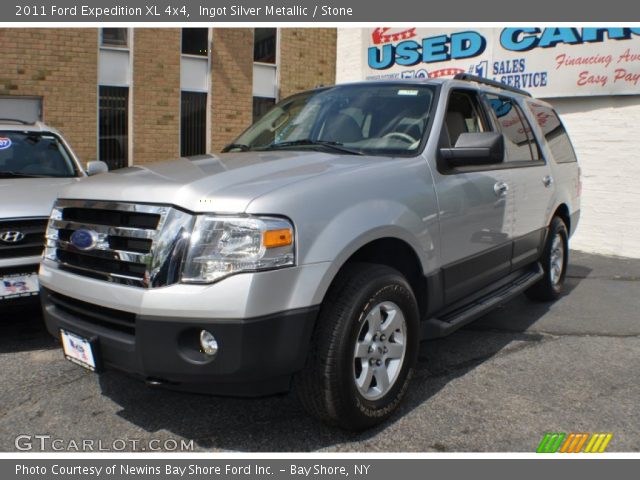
[528,103,578,164]
[485,94,541,163]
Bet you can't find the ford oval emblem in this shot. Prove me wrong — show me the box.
[70,229,99,251]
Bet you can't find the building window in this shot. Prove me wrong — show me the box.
[254,28,277,64]
[101,28,128,48]
[182,28,209,56]
[99,86,129,170]
[253,29,278,120]
[181,92,207,157]
[253,97,276,122]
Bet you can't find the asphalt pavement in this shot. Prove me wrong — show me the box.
[1,250,639,452]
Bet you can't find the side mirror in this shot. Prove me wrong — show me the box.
[440,132,504,168]
[86,160,109,176]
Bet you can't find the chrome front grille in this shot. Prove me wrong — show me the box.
[0,218,48,259]
[45,200,194,288]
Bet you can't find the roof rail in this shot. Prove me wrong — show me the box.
[453,73,532,97]
[0,118,35,125]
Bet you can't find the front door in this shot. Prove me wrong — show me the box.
[434,89,514,305]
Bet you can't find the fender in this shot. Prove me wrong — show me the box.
[299,200,439,306]
[244,154,442,315]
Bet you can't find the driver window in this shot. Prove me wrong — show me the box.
[443,90,489,147]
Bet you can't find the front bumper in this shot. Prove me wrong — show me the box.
[41,287,319,396]
[39,259,331,318]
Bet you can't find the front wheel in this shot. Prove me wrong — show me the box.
[294,263,419,430]
[525,217,569,301]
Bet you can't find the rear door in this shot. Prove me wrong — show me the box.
[484,93,554,271]
[527,102,581,237]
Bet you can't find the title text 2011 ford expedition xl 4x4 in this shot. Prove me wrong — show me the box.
[40,75,580,430]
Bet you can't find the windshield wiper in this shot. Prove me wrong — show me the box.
[0,171,47,178]
[264,139,364,156]
[222,143,251,152]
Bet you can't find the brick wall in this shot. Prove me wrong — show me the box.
[210,29,254,153]
[279,28,337,99]
[132,29,181,164]
[0,28,97,163]
[551,96,640,259]
[0,28,338,165]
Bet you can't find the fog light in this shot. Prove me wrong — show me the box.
[199,330,218,356]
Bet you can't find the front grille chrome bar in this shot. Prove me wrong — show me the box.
[55,260,146,285]
[49,219,157,239]
[46,200,195,288]
[56,239,151,264]
[53,199,169,214]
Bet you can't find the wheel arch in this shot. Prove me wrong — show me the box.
[551,203,571,234]
[312,234,433,321]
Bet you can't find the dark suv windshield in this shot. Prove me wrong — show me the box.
[228,84,436,156]
[0,132,78,178]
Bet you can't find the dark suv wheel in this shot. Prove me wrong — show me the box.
[295,263,419,430]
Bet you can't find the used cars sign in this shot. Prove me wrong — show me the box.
[365,27,640,97]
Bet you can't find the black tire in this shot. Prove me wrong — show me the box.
[294,263,419,430]
[525,217,569,302]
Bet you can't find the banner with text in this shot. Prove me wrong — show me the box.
[365,27,640,97]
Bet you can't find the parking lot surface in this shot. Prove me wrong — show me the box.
[1,250,639,452]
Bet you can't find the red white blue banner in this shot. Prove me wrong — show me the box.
[365,28,640,97]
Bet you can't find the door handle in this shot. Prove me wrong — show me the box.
[494,181,509,197]
[543,175,554,187]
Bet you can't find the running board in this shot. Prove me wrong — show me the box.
[421,263,543,339]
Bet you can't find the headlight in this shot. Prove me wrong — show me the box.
[44,206,63,261]
[181,215,295,283]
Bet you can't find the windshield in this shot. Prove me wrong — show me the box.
[0,131,78,178]
[229,84,436,156]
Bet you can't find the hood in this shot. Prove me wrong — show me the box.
[55,151,385,213]
[0,177,83,219]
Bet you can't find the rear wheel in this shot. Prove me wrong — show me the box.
[525,217,569,301]
[295,263,419,430]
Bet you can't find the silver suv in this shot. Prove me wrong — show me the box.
[40,75,581,430]
[0,120,100,305]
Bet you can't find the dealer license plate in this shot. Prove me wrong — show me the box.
[60,329,97,371]
[0,273,39,300]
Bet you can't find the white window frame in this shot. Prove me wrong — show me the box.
[96,28,134,166]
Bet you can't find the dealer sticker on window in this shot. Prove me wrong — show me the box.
[0,137,12,149]
[0,273,39,300]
